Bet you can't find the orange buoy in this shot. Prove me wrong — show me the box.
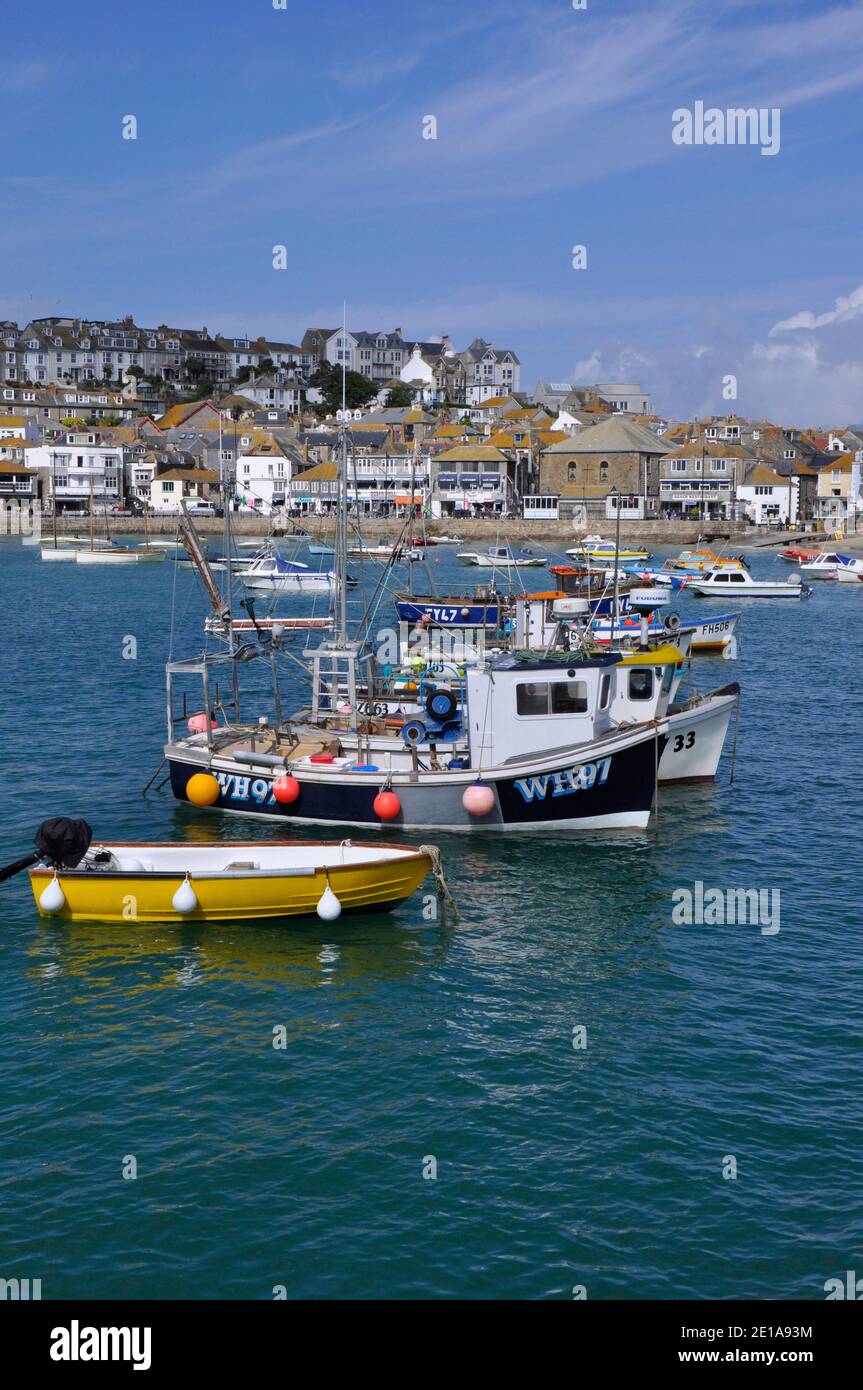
[273,774,301,804]
[187,711,215,733]
[186,772,220,806]
[373,790,401,821]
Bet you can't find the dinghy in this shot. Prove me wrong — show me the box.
[11,820,434,924]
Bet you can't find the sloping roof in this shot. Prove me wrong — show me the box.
[743,464,790,487]
[544,416,668,455]
[293,461,337,481]
[435,444,510,463]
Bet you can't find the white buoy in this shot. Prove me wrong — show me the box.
[39,875,66,914]
[316,884,342,921]
[722,636,738,660]
[172,877,199,915]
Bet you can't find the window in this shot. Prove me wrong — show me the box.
[516,680,589,716]
[672,459,687,472]
[599,673,611,709]
[162,481,175,492]
[728,572,746,582]
[599,460,609,480]
[551,680,588,714]
[628,669,654,700]
[516,682,549,716]
[567,462,577,481]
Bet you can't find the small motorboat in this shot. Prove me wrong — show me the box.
[779,546,820,563]
[238,553,352,594]
[672,549,747,573]
[5,818,435,924]
[688,569,810,598]
[457,545,547,569]
[799,552,863,581]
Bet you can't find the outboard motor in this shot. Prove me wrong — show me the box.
[0,818,93,883]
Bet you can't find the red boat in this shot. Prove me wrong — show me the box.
[780,546,820,562]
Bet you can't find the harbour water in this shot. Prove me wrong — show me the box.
[1,536,861,1299]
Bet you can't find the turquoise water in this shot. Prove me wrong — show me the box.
[1,535,860,1299]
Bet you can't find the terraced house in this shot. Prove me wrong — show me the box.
[658,440,748,519]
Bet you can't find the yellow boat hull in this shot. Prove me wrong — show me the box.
[29,855,431,924]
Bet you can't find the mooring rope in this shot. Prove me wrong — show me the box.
[419,844,460,922]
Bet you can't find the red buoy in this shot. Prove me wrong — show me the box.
[373,790,401,821]
[273,774,301,804]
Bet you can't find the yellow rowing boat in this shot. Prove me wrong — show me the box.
[28,839,433,924]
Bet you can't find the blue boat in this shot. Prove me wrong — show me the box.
[396,597,501,629]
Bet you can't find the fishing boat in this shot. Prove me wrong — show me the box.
[457,545,547,569]
[590,611,739,652]
[9,818,433,924]
[395,594,503,630]
[238,553,349,595]
[799,551,863,580]
[688,569,809,598]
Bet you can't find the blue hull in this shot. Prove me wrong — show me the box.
[396,599,501,628]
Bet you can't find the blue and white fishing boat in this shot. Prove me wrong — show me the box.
[396,596,502,629]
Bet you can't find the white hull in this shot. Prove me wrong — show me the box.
[659,688,738,783]
[76,549,140,565]
[240,574,336,594]
[41,547,76,562]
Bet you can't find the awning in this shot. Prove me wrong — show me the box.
[394,494,423,504]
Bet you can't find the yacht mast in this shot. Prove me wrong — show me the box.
[336,302,349,646]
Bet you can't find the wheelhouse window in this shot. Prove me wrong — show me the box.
[628,669,654,701]
[516,680,589,715]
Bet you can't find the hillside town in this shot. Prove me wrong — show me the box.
[0,313,860,530]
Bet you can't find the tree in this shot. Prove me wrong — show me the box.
[386,384,413,408]
[309,363,378,415]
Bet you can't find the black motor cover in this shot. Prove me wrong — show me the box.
[34,818,93,869]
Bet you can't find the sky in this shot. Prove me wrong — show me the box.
[2,0,863,424]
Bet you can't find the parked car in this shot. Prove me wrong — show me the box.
[185,501,218,516]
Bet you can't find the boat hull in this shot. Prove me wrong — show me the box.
[659,685,738,783]
[240,575,336,594]
[396,599,501,628]
[166,724,664,832]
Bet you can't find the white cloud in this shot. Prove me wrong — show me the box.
[770,283,863,334]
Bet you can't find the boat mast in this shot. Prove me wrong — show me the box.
[51,450,58,549]
[88,474,94,551]
[219,407,235,653]
[336,302,349,646]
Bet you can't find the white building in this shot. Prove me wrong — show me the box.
[737,464,798,524]
[235,431,295,514]
[27,430,124,512]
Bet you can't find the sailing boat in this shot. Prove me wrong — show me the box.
[76,482,164,564]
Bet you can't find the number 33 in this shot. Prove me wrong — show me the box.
[673,731,695,752]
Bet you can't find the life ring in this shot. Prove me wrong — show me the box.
[664,613,682,632]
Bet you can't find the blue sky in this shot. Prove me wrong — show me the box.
[3,0,863,423]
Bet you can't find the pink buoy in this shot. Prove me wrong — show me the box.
[462,783,495,816]
[187,711,215,733]
[373,790,401,821]
[272,774,301,805]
